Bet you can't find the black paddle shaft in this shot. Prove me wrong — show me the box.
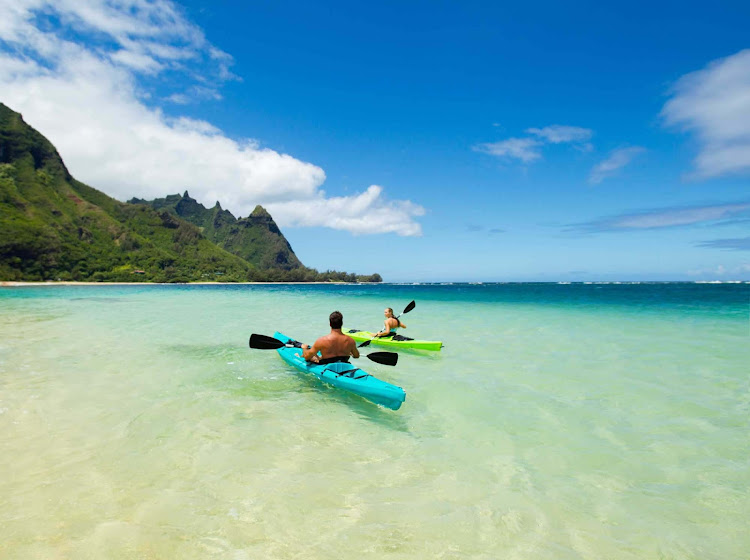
[249,333,398,366]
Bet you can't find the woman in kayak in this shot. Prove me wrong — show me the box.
[375,307,407,338]
[302,311,360,364]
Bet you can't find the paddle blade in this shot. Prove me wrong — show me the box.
[366,351,398,366]
[401,300,416,315]
[249,333,284,350]
[358,339,373,348]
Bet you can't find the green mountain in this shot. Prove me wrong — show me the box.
[129,192,303,270]
[0,102,381,283]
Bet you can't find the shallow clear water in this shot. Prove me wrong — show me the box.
[1,283,748,559]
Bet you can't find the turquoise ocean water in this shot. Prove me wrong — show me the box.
[1,282,748,559]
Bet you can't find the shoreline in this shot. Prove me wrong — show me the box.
[2,280,748,288]
[0,281,355,287]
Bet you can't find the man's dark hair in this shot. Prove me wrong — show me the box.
[329,310,343,329]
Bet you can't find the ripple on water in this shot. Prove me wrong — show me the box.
[1,283,748,558]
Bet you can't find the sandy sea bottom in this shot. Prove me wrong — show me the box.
[0,283,748,559]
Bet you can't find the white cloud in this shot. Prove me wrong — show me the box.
[572,202,750,232]
[475,124,593,164]
[687,263,750,278]
[473,137,543,163]
[0,0,424,235]
[526,125,592,144]
[661,49,750,179]
[266,185,425,236]
[164,93,191,105]
[109,49,164,74]
[615,203,749,229]
[589,146,646,184]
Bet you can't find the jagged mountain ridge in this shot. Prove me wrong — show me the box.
[129,192,303,270]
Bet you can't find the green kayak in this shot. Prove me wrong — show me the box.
[346,329,443,351]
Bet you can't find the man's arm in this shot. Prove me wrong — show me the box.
[349,337,360,359]
[302,339,322,361]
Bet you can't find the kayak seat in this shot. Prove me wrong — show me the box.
[317,356,350,365]
[391,334,414,341]
[376,333,414,341]
[347,329,363,334]
[324,362,369,380]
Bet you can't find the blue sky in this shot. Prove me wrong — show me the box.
[1,1,749,281]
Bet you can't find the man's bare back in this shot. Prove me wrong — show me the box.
[302,311,360,363]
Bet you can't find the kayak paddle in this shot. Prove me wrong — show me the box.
[358,300,416,348]
[249,333,398,366]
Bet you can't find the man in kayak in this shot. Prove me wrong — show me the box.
[302,310,360,364]
[375,307,407,338]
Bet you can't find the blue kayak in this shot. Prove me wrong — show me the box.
[273,332,406,410]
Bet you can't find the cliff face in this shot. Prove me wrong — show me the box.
[130,194,304,270]
[0,103,254,282]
